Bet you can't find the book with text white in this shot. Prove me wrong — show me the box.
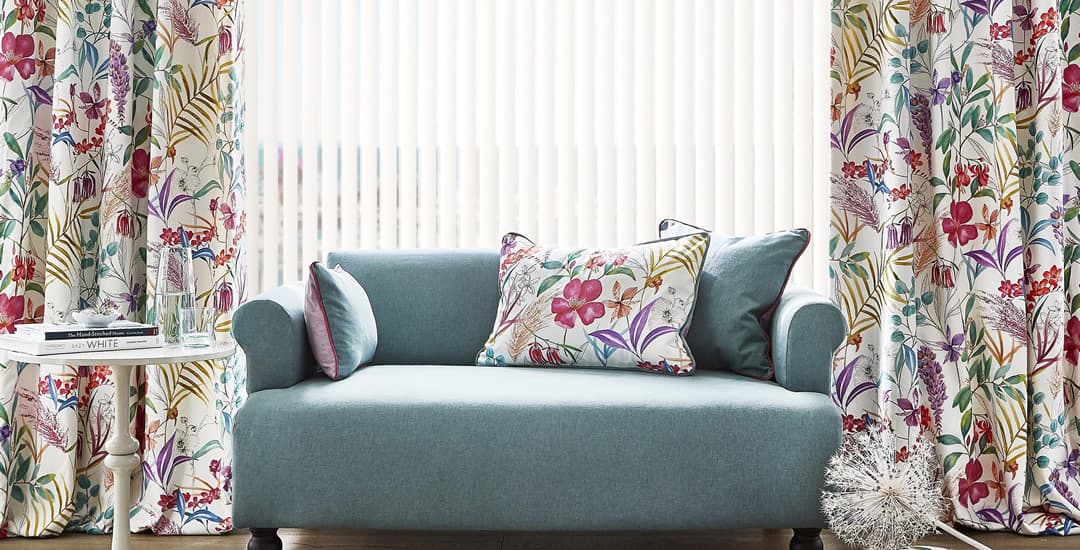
[0,332,163,356]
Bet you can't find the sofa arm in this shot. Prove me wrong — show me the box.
[233,283,315,393]
[770,286,845,395]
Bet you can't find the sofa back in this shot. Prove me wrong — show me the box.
[326,249,500,365]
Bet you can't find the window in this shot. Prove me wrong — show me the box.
[243,0,832,293]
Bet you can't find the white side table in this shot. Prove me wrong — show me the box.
[1,342,236,550]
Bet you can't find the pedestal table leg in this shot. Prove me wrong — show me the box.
[104,365,140,550]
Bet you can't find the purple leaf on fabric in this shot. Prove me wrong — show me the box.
[848,128,878,152]
[171,455,194,481]
[996,219,1011,261]
[640,326,678,352]
[975,507,1006,526]
[960,0,990,15]
[142,461,157,486]
[833,356,859,403]
[840,104,859,146]
[964,250,998,270]
[27,85,51,105]
[846,382,877,408]
[157,432,176,484]
[629,298,660,348]
[830,133,843,151]
[589,329,630,352]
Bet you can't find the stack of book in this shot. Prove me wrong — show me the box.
[0,321,161,355]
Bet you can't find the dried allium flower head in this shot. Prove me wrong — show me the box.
[822,431,944,550]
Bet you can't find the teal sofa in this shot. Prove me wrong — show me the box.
[231,249,845,550]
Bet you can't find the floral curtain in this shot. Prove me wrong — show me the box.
[831,0,1079,535]
[0,0,246,537]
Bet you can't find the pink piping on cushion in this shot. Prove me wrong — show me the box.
[307,262,341,379]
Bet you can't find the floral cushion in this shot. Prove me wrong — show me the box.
[477,232,710,375]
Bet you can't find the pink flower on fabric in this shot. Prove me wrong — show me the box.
[131,148,150,198]
[0,293,25,334]
[1064,64,1080,113]
[551,278,605,329]
[942,200,978,247]
[221,201,237,229]
[1064,317,1080,365]
[958,459,990,508]
[0,32,36,81]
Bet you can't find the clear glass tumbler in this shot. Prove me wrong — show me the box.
[179,307,216,348]
[153,245,195,344]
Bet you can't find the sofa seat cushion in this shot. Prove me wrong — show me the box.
[234,365,841,531]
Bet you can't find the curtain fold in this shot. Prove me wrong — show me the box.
[831,0,1078,534]
[0,0,245,537]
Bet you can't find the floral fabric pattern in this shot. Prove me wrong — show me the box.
[831,0,1078,535]
[0,0,246,538]
[478,232,709,375]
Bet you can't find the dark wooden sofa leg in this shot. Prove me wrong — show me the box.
[790,528,823,550]
[248,528,282,550]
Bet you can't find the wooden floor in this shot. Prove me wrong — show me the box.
[5,528,1070,549]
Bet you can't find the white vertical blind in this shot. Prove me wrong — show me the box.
[245,0,832,292]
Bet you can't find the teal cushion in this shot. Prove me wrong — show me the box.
[659,219,809,378]
[326,249,501,365]
[304,262,378,380]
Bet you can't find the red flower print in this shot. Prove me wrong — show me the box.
[12,255,34,282]
[528,342,545,364]
[928,10,946,33]
[931,262,955,288]
[942,201,978,247]
[0,294,25,334]
[551,278,605,330]
[904,150,923,170]
[998,279,1022,299]
[954,165,970,188]
[841,161,867,179]
[1044,265,1062,289]
[990,21,1011,40]
[117,211,135,238]
[842,414,866,433]
[970,164,989,187]
[527,342,566,365]
[1064,64,1080,113]
[0,32,36,81]
[1064,317,1080,365]
[889,184,911,201]
[958,460,990,508]
[919,406,932,431]
[895,446,909,462]
[15,0,44,23]
[974,418,993,445]
[841,161,859,178]
[545,348,565,365]
[131,148,150,198]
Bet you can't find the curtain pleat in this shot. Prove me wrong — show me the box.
[0,0,245,537]
[831,0,1079,534]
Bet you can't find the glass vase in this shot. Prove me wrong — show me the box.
[152,245,195,344]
